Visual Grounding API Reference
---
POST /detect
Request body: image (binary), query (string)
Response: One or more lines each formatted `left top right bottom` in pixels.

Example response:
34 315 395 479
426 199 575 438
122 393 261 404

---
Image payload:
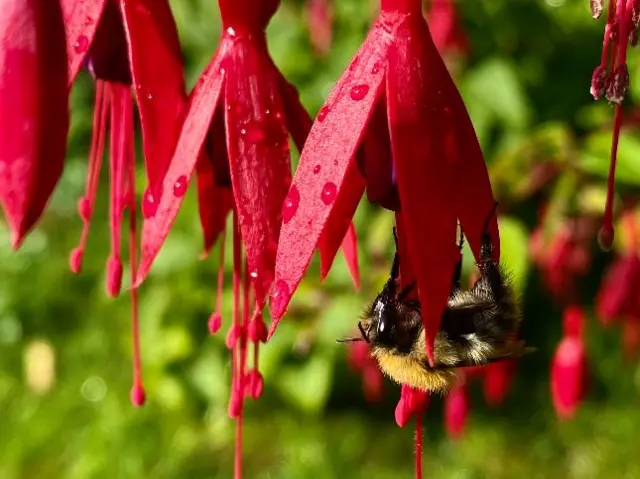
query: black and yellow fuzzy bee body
339 203 531 393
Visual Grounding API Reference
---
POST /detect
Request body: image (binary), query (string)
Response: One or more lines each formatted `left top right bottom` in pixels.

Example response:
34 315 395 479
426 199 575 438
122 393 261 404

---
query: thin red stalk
601 0 617 67
232 211 243 479
109 87 123 263
128 131 145 405
601 104 623 247
72 82 109 271
415 414 423 479
216 226 227 314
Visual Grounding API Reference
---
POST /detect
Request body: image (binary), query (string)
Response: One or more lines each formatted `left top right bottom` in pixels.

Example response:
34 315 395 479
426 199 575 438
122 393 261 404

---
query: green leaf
463 58 531 131
276 355 333 415
497 216 530 297
579 131 640 186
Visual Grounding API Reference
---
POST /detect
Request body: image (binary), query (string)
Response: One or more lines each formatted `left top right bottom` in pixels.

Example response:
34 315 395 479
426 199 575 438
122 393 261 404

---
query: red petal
550 336 586 420
276 73 313 153
451 96 499 262
120 0 186 191
386 15 459 366
271 26 390 323
60 0 107 83
224 43 292 307
444 381 469 439
360 97 399 210
197 117 233 255
318 161 364 283
135 51 227 285
0 0 69 247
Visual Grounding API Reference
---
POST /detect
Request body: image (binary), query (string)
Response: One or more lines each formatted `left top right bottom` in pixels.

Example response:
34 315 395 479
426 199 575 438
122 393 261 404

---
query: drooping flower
127 1 357 475
596 209 640 324
62 0 188 405
590 0 639 249
305 0 333 56
0 0 69 247
482 360 516 407
271 0 499 370
530 215 592 303
551 305 588 420
444 378 469 439
347 340 384 402
425 0 468 57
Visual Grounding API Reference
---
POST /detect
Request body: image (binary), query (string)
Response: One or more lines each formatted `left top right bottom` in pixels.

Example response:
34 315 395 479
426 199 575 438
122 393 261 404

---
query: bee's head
369 291 399 347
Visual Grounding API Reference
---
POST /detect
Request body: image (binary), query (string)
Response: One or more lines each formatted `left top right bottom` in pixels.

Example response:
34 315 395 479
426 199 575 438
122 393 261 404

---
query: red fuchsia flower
530 217 592 303
424 0 468 57
271 0 499 368
305 0 333 57
551 305 588 420
444 378 470 439
590 0 640 250
0 0 69 248
347 340 384 402
596 209 640 325
127 1 357 475
59 0 188 407
482 360 516 407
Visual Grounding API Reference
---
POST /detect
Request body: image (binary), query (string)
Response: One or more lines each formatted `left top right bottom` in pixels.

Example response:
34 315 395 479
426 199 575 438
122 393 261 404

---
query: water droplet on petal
142 189 158 219
282 186 300 224
317 106 330 122
146 93 153 100
371 62 380 74
74 35 89 54
349 55 360 70
313 165 321 174
250 270 258 278
226 27 237 37
241 120 266 143
350 84 370 101
321 182 337 205
173 175 187 197
271 280 290 318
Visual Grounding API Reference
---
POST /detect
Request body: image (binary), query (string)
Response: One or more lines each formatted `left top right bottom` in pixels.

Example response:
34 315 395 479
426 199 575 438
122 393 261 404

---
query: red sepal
386 14 458 366
271 25 390 325
224 41 292 307
136 52 227 285
60 0 107 83
120 0 186 191
0 0 69 247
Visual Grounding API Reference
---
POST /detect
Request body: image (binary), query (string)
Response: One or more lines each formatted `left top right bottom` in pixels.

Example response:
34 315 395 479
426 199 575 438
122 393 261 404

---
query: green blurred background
2 0 640 477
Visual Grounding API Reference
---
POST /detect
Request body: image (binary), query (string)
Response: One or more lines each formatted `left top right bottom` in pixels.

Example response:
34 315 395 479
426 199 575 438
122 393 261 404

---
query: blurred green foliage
2 0 640 477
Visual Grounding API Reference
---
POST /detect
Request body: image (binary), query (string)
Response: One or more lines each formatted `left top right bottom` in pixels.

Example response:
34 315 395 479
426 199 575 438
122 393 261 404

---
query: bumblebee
339 203 531 393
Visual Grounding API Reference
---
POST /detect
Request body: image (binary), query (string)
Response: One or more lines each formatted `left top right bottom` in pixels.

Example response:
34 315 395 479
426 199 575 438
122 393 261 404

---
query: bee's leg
391 227 400 281
478 201 504 298
451 224 464 293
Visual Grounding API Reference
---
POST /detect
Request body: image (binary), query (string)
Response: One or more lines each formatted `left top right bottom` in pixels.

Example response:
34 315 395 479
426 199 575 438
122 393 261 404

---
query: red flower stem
232 211 243 479
601 0 617 67
603 104 623 235
127 133 144 400
76 83 108 260
415 413 423 479
109 87 126 266
216 225 227 314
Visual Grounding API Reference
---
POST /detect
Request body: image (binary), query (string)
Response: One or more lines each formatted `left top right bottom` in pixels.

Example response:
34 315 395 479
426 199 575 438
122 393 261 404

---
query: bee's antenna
338 321 370 343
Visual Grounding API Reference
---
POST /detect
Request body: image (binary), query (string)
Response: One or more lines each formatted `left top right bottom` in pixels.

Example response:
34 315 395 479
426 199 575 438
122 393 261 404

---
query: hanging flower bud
550 306 588 420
